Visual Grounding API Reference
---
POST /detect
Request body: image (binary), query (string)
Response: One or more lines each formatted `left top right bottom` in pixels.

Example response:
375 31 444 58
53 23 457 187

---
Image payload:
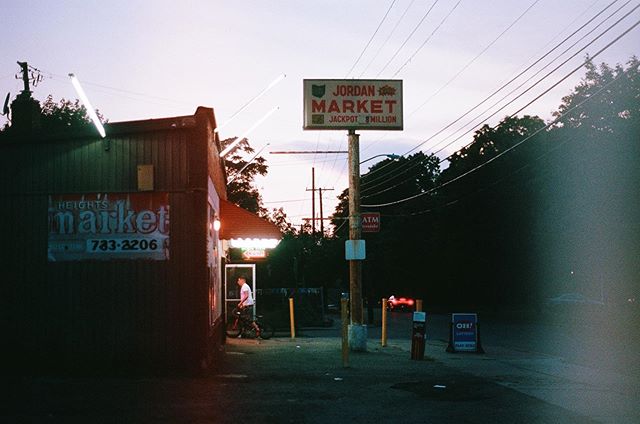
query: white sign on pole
303 79 403 130
413 312 426 322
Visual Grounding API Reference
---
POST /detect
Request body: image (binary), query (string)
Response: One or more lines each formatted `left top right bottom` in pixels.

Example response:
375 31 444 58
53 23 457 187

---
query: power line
345 0 543 191
324 0 399 193
361 41 635 209
324 0 528 189
376 0 440 77
332 218 349 234
408 0 542 114
359 0 630 194
382 73 627 217
358 0 417 78
264 197 335 204
361 155 434 197
362 9 639 201
45 72 193 105
324 0 397 197
345 0 398 78
216 73 286 133
428 0 638 157
392 0 464 78
404 0 631 164
358 0 602 160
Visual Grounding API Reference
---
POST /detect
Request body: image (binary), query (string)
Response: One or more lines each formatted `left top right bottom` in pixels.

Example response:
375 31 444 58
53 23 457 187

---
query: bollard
410 311 426 360
416 299 423 312
289 298 295 339
341 298 349 367
381 297 388 347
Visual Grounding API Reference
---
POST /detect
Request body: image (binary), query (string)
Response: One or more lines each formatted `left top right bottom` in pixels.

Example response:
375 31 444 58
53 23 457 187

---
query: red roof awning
219 199 282 240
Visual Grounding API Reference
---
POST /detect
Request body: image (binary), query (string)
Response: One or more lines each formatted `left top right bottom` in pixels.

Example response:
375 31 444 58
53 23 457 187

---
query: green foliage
260 231 347 291
40 95 106 132
329 153 442 300
553 56 640 131
262 57 640 305
0 95 106 134
222 137 269 215
267 207 295 235
446 115 545 175
326 56 640 309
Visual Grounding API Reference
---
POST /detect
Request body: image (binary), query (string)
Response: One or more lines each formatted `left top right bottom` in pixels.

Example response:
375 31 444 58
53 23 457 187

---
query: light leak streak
68 73 106 138
220 106 279 157
214 73 286 134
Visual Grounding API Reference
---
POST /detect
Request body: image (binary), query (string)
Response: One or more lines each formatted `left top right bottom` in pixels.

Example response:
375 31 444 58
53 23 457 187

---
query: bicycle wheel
244 326 258 339
257 320 275 339
226 319 241 338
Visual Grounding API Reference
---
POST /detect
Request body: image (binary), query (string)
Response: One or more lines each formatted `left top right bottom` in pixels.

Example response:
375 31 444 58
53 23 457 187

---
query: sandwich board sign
446 313 484 353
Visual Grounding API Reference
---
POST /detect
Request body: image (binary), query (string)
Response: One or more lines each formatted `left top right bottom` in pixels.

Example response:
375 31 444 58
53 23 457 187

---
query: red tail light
408 299 414 305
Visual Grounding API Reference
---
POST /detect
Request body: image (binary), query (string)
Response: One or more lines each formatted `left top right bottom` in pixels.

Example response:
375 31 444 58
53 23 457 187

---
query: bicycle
226 307 275 339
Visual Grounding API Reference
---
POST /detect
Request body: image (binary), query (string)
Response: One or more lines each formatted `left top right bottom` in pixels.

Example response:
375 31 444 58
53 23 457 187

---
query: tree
445 114 546 177
1 95 105 134
40 95 106 131
331 152 441 231
330 153 442 301
267 207 295 235
540 56 640 302
553 56 639 132
221 137 268 215
434 114 550 307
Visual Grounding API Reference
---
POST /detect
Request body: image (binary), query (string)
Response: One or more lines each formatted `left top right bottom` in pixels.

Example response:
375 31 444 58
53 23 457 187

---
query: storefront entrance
224 264 256 322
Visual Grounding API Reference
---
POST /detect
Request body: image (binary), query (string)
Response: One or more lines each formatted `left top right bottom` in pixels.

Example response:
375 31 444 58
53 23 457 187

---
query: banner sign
303 79 403 130
451 313 478 352
48 192 170 261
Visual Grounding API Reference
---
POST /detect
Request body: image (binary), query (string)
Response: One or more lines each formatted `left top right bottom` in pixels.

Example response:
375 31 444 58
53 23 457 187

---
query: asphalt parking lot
3 311 638 423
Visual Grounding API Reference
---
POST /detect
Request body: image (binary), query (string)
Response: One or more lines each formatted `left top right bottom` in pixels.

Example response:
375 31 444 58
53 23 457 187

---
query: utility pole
306 167 333 237
18 62 31 94
318 187 334 235
348 129 366 351
319 187 323 234
301 78 402 354
11 61 42 133
306 167 316 236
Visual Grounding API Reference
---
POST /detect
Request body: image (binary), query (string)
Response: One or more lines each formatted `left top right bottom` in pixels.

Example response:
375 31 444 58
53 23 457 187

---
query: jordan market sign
48 192 170 261
303 79 403 130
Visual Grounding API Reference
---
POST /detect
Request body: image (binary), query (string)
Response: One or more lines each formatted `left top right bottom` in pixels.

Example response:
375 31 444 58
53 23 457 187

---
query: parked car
387 295 415 312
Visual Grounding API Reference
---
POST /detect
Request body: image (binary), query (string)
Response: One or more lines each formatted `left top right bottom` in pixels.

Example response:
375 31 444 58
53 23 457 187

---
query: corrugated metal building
0 104 234 374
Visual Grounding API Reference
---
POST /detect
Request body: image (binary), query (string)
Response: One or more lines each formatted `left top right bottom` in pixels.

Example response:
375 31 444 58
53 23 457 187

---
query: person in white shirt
238 276 254 308
237 276 260 336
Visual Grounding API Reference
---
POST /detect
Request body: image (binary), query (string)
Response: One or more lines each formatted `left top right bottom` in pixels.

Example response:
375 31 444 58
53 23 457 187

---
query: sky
2 0 638 228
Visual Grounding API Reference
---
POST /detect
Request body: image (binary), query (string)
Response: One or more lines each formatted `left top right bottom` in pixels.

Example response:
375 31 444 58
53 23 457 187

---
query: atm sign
362 212 381 233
